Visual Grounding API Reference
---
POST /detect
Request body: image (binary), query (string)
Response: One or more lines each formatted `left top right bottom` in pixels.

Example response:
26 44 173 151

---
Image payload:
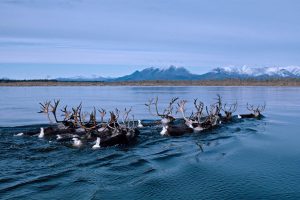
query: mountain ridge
4 66 300 81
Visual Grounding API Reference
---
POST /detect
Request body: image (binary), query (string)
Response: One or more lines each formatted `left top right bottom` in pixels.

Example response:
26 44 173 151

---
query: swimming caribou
16 95 266 148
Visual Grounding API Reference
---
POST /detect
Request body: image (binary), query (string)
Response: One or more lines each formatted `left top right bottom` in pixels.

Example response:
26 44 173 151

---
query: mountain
113 66 201 81
56 75 111 82
199 66 300 80
53 66 300 82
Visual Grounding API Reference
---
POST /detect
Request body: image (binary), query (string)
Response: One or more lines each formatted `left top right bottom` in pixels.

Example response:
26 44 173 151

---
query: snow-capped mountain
218 66 300 77
56 75 110 82
199 66 300 80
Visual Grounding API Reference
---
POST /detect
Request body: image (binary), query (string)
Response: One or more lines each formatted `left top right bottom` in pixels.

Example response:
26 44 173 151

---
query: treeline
0 79 58 83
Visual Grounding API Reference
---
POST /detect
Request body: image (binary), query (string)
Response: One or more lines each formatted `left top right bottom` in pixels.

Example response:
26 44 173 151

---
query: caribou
148 95 265 136
238 103 266 119
35 100 140 147
177 95 223 133
16 95 266 148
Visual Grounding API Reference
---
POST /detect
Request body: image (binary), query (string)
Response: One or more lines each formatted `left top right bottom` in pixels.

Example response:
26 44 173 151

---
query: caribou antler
76 107 98 132
145 97 164 117
108 111 120 130
71 102 82 127
247 103 266 116
193 98 204 123
163 97 179 116
213 94 222 116
222 101 238 118
38 101 52 122
61 105 72 121
90 107 97 126
98 108 106 123
205 103 221 124
177 99 208 125
145 97 178 119
38 101 51 113
177 100 189 121
122 107 132 127
49 99 60 123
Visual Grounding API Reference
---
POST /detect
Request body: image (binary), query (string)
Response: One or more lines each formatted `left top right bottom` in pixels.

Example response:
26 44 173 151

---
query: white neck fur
73 138 82 147
138 120 143 128
160 125 168 135
92 137 101 149
38 127 45 138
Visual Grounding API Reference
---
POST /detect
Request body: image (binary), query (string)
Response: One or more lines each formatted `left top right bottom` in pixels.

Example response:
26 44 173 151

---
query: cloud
0 0 300 69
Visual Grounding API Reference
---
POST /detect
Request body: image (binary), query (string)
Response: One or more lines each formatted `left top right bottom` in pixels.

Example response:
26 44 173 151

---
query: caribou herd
16 95 266 149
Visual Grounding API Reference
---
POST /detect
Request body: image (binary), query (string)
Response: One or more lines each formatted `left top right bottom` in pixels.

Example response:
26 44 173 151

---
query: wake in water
13 95 266 149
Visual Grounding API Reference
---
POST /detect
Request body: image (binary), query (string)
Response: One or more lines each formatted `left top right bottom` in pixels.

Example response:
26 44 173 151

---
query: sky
0 0 300 79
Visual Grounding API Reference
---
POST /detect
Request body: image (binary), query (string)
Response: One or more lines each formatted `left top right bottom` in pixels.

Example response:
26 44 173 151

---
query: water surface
1 86 300 199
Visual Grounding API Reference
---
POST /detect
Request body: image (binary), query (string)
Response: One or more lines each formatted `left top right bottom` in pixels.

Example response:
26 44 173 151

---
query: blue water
1 86 300 199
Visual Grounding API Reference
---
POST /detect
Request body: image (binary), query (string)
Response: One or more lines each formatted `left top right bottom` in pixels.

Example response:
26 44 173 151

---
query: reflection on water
1 86 300 199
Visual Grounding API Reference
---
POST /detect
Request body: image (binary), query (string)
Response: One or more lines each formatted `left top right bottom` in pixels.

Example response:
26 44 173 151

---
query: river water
0 86 300 199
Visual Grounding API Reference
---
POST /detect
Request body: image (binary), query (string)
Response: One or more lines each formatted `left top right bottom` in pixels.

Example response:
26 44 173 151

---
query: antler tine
122 107 132 125
115 108 120 121
49 99 60 123
247 103 254 111
98 108 106 123
193 98 197 108
90 107 97 125
71 102 83 126
177 100 187 112
38 101 51 113
223 101 238 113
61 105 71 120
189 111 194 119
50 99 60 112
154 96 164 117
130 114 135 129
145 96 176 118
215 94 222 107
77 110 97 132
170 97 179 105
206 104 218 117
164 97 179 116
145 98 155 116
194 98 204 112
109 111 119 130
257 103 266 113
72 102 82 114
205 105 210 116
193 98 204 122
212 104 218 115
80 111 89 126
222 103 227 112
177 100 188 120
261 103 266 112
38 102 45 113
214 95 222 115
38 101 53 123
60 105 67 113
84 111 90 122
231 101 238 113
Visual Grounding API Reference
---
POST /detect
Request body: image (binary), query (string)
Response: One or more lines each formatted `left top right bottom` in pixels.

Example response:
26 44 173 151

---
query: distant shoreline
1 80 300 86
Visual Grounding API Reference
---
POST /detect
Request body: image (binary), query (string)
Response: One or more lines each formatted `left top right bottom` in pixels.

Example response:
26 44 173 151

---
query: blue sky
0 0 300 79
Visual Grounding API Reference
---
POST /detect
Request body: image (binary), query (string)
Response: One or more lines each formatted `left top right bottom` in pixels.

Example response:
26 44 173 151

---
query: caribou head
222 101 238 120
247 103 266 117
